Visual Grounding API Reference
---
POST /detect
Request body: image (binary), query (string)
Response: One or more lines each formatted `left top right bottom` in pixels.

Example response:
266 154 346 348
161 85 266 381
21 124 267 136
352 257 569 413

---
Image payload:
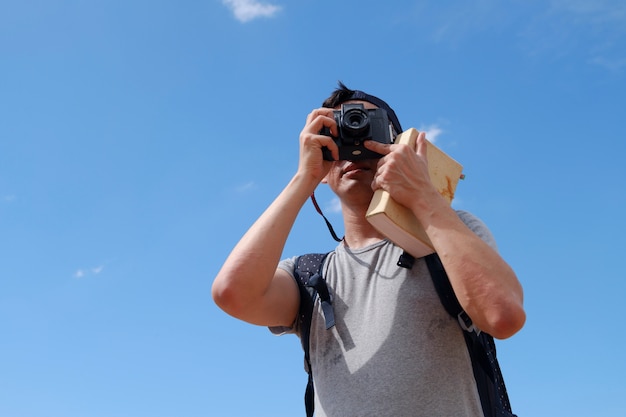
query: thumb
415 131 428 157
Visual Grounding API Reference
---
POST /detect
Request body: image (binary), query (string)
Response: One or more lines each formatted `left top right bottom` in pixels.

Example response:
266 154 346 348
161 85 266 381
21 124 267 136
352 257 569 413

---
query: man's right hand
298 108 339 183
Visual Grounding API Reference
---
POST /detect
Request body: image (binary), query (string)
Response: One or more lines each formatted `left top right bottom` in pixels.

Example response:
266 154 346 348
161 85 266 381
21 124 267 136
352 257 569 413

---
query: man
212 83 525 416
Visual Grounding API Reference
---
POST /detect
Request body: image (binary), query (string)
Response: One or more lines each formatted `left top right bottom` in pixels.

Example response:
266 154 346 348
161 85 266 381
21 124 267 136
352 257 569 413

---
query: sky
1 0 625 416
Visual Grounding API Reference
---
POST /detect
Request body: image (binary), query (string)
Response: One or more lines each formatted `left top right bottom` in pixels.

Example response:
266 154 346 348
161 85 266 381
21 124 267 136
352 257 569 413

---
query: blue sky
1 1 625 416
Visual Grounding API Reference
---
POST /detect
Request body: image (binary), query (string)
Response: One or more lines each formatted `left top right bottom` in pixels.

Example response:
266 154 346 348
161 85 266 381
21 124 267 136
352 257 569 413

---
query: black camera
321 103 394 161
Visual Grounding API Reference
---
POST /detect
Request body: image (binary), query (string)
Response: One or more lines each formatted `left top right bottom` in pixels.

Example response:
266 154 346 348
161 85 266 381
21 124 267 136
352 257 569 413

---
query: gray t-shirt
274 210 496 417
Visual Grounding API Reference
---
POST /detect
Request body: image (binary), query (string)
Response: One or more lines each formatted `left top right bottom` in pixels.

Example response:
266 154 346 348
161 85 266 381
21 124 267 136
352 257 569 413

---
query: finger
307 112 338 137
363 139 392 155
306 107 335 126
316 134 339 161
301 128 339 161
415 131 428 157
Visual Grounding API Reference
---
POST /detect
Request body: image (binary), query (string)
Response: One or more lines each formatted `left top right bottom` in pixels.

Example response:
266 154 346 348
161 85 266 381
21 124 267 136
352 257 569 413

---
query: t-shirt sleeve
456 210 499 252
268 256 298 336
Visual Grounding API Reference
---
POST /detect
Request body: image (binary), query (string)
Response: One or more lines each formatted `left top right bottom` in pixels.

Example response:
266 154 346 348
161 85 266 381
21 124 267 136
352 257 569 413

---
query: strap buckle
458 311 480 334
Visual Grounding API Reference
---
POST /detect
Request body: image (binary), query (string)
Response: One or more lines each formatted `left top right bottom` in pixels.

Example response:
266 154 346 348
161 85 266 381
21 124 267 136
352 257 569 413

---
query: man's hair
321 81 403 134
321 81 359 108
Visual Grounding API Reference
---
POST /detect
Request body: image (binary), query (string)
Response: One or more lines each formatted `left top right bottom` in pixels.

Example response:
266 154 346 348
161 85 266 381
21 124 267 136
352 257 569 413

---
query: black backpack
293 251 517 417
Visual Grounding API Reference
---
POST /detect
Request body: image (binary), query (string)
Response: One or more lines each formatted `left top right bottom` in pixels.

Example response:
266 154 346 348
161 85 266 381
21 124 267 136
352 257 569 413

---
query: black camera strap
310 192 343 243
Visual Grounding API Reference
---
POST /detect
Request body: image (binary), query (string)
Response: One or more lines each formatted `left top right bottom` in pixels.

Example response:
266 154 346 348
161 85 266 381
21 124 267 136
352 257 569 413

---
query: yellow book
365 128 464 257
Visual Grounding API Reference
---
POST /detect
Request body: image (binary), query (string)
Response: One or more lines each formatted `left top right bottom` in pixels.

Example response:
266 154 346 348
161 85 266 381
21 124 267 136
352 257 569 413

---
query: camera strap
310 192 343 242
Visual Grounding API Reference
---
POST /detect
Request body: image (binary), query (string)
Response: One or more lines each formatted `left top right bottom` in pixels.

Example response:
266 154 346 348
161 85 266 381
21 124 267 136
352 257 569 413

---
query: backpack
293 250 517 417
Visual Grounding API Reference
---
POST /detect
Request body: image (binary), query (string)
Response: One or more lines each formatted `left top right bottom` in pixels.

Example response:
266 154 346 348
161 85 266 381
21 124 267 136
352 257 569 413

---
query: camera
321 103 395 161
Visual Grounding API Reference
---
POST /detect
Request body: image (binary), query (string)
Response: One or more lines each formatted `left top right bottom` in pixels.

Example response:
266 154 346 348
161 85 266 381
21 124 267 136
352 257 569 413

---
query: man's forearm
212 172 319 320
417 200 526 339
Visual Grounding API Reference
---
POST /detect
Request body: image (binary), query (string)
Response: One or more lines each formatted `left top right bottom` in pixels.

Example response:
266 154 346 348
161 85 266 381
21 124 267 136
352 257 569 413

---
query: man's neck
341 204 387 249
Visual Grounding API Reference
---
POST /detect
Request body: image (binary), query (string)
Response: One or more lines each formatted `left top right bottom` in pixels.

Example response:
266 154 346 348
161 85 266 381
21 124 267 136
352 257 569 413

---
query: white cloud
236 181 257 193
421 124 443 143
3 195 16 203
74 265 105 279
548 0 626 24
326 197 342 214
519 0 626 66
590 55 626 72
421 1 625 71
222 0 281 23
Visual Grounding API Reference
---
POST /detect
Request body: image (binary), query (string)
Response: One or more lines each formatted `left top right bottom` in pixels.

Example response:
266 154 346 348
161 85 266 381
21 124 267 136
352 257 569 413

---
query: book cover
365 128 464 257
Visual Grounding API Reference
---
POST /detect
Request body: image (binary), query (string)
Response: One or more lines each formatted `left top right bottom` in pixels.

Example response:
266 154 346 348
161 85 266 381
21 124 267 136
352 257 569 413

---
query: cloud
421 1 626 71
421 124 443 143
74 265 105 279
518 0 626 67
548 0 626 24
326 197 342 214
3 195 16 203
235 181 257 193
222 0 282 23
590 55 626 72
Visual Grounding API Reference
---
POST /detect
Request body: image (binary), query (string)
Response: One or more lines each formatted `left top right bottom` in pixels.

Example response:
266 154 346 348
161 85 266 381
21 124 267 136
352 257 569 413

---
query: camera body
321 103 394 161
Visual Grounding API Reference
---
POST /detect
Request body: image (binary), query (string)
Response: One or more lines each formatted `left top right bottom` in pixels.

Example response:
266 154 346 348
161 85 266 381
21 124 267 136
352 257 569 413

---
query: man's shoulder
278 256 298 277
455 210 498 251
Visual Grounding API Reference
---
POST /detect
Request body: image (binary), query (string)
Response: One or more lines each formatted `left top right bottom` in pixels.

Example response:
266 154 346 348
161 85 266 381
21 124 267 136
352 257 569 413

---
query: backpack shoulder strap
293 252 333 417
424 252 516 417
424 253 477 332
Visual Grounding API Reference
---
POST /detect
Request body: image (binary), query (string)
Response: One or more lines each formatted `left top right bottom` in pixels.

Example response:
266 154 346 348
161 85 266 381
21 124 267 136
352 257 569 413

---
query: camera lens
341 108 369 137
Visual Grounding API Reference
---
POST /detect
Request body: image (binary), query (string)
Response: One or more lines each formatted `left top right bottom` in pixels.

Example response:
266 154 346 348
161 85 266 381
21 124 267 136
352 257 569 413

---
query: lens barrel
341 107 369 137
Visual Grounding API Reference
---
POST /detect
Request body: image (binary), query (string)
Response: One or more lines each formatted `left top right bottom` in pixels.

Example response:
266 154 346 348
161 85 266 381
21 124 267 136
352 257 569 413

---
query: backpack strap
423 252 516 417
293 253 334 417
424 253 478 333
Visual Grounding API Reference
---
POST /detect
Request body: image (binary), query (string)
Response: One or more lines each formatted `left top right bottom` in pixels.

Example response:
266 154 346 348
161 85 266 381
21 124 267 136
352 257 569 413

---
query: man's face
323 100 381 203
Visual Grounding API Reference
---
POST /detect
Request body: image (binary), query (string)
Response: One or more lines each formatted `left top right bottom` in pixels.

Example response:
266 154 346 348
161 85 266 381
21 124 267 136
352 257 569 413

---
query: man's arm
211 108 339 327
365 133 526 339
211 176 315 327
